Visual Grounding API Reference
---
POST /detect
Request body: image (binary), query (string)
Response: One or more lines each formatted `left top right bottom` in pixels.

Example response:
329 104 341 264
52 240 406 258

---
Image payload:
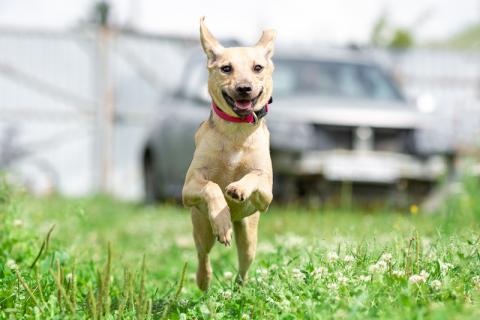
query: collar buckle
251 111 259 125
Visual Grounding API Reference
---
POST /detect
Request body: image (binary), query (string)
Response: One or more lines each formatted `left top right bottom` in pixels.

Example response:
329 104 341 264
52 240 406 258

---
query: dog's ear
255 29 276 60
200 17 224 67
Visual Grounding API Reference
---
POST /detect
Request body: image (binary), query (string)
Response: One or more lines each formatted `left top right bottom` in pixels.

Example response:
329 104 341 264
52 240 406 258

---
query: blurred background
0 0 479 207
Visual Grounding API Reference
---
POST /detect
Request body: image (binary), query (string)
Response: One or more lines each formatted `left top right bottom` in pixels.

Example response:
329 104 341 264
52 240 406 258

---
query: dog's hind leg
234 211 260 284
191 207 216 291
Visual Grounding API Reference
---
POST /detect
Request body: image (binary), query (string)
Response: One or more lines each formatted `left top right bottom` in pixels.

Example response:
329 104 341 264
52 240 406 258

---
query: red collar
211 98 271 124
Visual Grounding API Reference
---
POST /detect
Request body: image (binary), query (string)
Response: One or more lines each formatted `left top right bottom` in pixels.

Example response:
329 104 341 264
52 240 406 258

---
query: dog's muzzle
222 89 263 117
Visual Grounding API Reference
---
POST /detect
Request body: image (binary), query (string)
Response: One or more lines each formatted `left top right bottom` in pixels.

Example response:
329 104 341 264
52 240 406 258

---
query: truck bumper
274 150 447 184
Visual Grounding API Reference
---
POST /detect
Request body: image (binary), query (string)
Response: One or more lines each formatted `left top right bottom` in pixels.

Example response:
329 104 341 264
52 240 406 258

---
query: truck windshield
273 59 404 102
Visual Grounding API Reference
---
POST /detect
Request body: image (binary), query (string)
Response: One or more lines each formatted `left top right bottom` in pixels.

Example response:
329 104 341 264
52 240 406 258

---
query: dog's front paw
210 207 233 246
225 182 251 203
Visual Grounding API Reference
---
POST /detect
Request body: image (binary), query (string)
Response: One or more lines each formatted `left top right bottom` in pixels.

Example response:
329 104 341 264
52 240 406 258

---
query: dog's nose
236 85 252 95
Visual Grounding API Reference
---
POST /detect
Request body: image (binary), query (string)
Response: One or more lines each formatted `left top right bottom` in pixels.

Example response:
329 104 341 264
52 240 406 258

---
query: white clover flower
222 290 232 299
292 268 305 280
179 313 187 320
369 260 387 274
256 268 268 277
327 252 339 262
408 274 425 284
241 313 250 320
472 276 480 290
376 260 388 271
251 276 260 284
281 299 291 308
312 267 327 277
427 252 438 260
359 275 371 282
409 271 429 284
223 271 234 280
392 270 405 278
13 219 23 227
439 261 453 275
421 238 432 250
65 273 74 282
199 304 210 315
279 234 305 249
344 255 355 263
420 270 430 280
368 264 378 273
266 296 275 304
380 253 393 262
337 274 348 284
431 280 441 291
6 259 17 270
327 283 338 290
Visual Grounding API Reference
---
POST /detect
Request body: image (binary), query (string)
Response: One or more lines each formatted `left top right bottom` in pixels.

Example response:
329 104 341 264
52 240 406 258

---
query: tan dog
182 17 275 291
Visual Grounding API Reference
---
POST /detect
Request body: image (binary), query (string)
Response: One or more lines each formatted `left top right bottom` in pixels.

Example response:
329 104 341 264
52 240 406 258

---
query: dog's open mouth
222 90 262 117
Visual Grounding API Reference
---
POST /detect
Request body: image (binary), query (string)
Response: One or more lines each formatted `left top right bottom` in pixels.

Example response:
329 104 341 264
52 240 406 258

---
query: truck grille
313 124 415 153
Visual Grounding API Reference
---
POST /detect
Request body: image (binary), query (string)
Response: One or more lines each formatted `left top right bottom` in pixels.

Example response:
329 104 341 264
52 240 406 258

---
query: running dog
182 17 276 290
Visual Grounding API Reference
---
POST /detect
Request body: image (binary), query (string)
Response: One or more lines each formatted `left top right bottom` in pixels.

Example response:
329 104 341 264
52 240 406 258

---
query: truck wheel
143 149 162 204
273 174 298 202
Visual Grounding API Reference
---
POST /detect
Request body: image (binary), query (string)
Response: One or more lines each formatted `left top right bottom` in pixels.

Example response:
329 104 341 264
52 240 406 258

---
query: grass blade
88 283 97 320
15 269 41 311
30 224 55 269
49 269 75 314
161 262 188 320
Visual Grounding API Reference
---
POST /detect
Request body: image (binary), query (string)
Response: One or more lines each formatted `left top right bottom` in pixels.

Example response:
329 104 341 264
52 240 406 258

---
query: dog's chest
226 149 243 167
195 124 268 186
213 147 251 185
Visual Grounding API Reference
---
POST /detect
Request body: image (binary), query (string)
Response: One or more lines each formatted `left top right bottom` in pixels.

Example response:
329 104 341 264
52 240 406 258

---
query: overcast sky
0 0 478 45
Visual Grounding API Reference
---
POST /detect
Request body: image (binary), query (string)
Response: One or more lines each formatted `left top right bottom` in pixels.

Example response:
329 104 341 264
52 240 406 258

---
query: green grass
1 176 480 319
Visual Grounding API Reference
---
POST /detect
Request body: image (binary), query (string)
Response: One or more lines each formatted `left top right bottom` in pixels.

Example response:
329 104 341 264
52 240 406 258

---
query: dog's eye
220 65 232 73
253 64 264 72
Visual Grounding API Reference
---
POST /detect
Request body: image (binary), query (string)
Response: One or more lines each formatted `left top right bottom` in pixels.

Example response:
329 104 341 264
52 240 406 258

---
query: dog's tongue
234 100 252 110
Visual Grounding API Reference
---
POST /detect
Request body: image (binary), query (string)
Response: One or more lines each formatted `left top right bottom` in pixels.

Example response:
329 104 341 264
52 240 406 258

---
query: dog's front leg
225 170 273 212
183 171 233 246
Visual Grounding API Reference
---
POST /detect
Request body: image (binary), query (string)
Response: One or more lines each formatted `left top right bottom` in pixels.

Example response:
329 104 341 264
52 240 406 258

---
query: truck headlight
416 94 437 114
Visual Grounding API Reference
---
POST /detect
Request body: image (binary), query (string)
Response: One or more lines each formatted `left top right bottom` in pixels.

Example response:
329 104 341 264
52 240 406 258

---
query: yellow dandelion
410 204 418 215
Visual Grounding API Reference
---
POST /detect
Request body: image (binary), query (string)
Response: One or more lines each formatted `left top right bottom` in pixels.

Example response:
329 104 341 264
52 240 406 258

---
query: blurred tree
369 10 426 49
370 13 390 47
389 29 414 49
446 23 480 49
90 1 111 27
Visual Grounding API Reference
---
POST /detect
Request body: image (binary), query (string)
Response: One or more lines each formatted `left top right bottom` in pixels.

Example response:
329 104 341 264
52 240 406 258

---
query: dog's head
200 17 276 118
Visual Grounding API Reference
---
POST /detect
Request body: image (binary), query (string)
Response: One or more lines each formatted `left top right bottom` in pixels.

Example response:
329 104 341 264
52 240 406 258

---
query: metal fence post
92 26 115 193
